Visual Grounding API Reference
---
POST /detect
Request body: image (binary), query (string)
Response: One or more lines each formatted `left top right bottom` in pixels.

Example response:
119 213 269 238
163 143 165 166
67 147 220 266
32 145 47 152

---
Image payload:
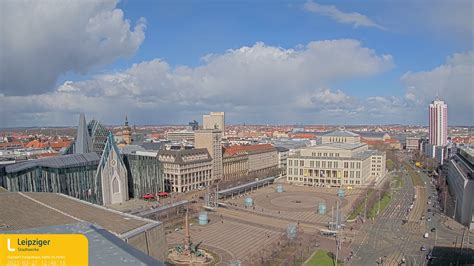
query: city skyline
1 0 473 127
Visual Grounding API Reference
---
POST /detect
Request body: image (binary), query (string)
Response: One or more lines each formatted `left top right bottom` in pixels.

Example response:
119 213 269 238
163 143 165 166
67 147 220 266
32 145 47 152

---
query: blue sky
1 0 473 126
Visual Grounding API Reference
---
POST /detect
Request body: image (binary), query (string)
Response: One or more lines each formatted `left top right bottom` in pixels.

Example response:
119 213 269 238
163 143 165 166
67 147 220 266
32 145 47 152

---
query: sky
0 0 473 127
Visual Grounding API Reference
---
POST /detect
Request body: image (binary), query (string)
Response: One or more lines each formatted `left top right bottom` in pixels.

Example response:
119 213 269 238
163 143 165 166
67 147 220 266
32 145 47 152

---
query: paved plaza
165 183 364 265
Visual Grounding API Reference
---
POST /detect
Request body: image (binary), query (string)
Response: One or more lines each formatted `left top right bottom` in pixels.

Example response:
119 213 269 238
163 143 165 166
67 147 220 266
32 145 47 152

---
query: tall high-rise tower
195 129 223 181
203 112 225 134
429 98 448 146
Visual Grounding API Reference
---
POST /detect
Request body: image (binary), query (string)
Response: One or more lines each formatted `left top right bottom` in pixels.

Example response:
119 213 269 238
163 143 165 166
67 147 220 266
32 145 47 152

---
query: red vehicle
143 193 155 200
157 192 169 198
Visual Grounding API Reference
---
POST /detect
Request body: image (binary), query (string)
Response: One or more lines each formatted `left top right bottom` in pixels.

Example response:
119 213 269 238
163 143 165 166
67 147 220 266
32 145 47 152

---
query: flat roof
1 222 164 265
218 176 276 197
0 192 160 236
5 152 99 173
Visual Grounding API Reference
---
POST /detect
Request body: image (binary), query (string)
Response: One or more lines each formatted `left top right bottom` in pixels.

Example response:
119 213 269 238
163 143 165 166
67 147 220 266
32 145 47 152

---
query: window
357 162 361 169
334 162 338 168
310 161 314 167
289 160 293 166
300 160 304 166
329 153 333 157
324 153 328 157
322 161 326 168
316 161 320 167
318 153 322 156
300 169 303 175
112 177 119 193
328 161 332 168
350 162 355 168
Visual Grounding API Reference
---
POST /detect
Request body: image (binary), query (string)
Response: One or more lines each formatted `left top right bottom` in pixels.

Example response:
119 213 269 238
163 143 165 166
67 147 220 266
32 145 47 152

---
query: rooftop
0 192 160 235
5 152 100 173
157 148 211 164
224 144 276 156
275 146 290 152
322 130 359 137
311 142 367 150
358 132 389 138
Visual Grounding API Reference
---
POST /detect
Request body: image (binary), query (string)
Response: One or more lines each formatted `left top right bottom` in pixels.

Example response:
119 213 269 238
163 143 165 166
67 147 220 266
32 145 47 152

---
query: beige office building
157 149 213 193
166 130 195 142
224 144 278 178
203 112 225 133
287 130 385 187
222 152 249 182
194 129 223 181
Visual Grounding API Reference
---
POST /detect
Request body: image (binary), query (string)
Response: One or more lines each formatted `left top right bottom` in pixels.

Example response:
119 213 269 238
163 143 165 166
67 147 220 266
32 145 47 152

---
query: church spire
75 113 91 154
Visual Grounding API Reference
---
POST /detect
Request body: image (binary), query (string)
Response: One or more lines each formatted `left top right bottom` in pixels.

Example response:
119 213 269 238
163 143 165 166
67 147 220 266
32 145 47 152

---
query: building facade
406 137 420 150
157 149 213 193
2 153 102 204
123 151 165 199
166 130 195 142
222 152 249 182
276 146 289 178
224 144 278 177
194 129 223 181
287 130 385 187
447 146 474 229
96 132 129 205
203 112 225 133
429 99 448 147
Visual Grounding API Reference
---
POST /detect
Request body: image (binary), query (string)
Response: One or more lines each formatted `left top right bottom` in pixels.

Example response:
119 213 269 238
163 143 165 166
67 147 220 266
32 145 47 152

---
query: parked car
420 246 427 251
431 228 436 232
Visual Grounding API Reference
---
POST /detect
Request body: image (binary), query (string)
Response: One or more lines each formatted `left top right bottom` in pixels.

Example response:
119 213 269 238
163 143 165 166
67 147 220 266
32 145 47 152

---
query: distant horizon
1 123 473 131
1 1 472 127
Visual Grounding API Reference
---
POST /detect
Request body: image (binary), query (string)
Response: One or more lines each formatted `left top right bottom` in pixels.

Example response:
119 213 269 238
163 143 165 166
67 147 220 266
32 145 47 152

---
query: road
350 160 472 266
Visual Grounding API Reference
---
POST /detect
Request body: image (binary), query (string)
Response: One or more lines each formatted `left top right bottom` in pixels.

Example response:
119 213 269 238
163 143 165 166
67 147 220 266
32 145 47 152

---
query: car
420 246 427 251
427 208 431 212
431 228 436 232
424 233 429 238
427 217 431 222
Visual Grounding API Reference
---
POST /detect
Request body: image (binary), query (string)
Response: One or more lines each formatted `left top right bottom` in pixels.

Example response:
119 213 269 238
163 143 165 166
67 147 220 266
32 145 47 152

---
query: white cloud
303 1 385 30
401 51 474 125
0 0 145 96
0 40 394 126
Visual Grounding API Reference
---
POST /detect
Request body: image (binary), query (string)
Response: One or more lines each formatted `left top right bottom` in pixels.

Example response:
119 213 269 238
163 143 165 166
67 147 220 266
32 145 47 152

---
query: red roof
25 140 49 149
49 141 71 150
224 144 275 156
291 133 316 139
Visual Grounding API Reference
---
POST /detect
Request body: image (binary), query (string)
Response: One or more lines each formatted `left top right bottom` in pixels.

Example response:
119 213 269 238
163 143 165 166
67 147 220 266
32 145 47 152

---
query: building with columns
287 130 385 187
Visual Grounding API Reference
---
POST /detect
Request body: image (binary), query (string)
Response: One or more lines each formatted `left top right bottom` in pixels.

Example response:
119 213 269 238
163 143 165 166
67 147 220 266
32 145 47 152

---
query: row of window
288 160 362 169
288 168 361 178
287 176 361 184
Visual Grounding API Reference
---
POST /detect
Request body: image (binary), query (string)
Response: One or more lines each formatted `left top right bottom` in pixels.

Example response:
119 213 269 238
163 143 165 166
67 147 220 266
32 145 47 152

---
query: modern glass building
2 152 102 203
123 151 165 199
